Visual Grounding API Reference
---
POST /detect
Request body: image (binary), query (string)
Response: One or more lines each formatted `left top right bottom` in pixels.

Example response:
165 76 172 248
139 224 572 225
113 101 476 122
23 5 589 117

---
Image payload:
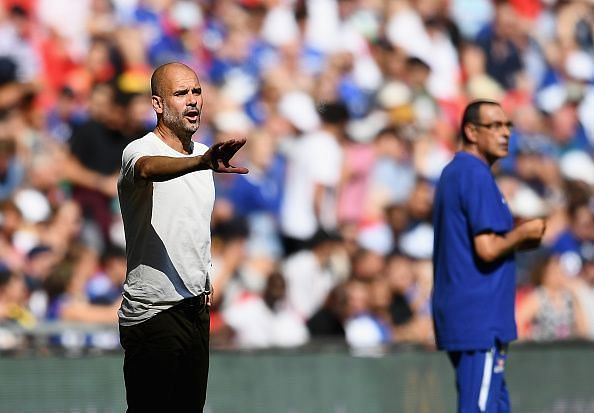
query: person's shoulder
447 152 490 177
438 153 463 180
437 153 489 194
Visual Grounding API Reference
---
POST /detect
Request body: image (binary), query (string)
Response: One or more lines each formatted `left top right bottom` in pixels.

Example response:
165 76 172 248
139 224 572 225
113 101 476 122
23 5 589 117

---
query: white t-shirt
282 250 337 319
223 294 309 349
117 132 214 326
280 130 342 240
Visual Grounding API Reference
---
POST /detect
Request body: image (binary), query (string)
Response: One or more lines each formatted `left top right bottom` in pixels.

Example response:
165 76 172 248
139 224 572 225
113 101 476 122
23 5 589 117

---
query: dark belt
176 294 208 310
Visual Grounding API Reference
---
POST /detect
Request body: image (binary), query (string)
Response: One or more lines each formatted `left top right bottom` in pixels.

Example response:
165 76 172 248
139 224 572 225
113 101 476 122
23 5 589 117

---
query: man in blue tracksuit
432 100 546 412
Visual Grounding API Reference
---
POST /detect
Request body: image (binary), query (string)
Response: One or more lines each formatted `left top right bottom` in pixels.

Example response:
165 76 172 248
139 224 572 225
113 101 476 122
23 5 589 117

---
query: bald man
117 62 248 412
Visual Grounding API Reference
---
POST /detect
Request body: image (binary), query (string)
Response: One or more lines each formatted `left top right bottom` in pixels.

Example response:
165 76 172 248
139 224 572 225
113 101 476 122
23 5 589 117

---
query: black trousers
119 298 210 413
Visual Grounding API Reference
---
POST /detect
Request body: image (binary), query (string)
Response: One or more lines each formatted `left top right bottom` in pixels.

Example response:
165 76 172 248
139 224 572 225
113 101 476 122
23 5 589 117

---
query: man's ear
152 95 163 114
463 123 478 144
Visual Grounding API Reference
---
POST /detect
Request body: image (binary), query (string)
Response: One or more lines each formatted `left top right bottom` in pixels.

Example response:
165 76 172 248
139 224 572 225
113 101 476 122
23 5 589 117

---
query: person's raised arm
473 218 546 263
63 155 119 197
135 138 249 182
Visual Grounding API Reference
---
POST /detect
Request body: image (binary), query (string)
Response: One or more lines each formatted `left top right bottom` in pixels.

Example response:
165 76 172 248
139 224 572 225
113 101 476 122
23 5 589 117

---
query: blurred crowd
0 0 593 352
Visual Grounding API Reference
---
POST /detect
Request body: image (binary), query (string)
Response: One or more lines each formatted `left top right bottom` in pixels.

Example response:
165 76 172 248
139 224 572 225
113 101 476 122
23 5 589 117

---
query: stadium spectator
516 252 589 341
364 126 415 222
64 83 133 249
226 129 284 257
475 2 524 90
0 265 33 349
43 251 119 324
209 216 251 314
551 199 594 277
0 0 590 356
282 229 343 320
280 101 349 255
85 244 126 306
223 271 309 349
344 278 391 349
0 265 33 328
307 282 348 340
385 253 433 345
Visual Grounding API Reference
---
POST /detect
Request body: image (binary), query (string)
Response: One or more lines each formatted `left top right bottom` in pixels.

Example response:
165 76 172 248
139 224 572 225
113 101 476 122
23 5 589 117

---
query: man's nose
187 93 198 106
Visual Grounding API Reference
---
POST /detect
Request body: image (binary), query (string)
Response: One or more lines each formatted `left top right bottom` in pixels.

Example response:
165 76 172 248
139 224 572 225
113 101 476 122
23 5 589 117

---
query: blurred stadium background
0 0 594 412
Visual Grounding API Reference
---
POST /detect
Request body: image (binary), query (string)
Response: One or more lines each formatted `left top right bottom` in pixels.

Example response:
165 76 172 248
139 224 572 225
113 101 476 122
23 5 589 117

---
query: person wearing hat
432 100 546 412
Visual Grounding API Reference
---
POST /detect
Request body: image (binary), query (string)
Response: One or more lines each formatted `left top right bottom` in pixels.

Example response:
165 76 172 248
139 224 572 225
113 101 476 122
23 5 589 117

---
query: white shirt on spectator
261 2 299 47
223 294 309 349
386 6 459 100
282 250 337 319
281 130 343 240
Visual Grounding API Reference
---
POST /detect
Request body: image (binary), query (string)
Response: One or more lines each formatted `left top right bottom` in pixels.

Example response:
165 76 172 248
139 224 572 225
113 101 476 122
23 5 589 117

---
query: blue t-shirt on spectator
551 230 581 256
227 156 284 218
432 152 516 351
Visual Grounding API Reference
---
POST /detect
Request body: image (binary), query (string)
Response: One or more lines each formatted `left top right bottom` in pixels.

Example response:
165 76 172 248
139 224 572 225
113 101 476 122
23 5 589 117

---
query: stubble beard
163 106 200 141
